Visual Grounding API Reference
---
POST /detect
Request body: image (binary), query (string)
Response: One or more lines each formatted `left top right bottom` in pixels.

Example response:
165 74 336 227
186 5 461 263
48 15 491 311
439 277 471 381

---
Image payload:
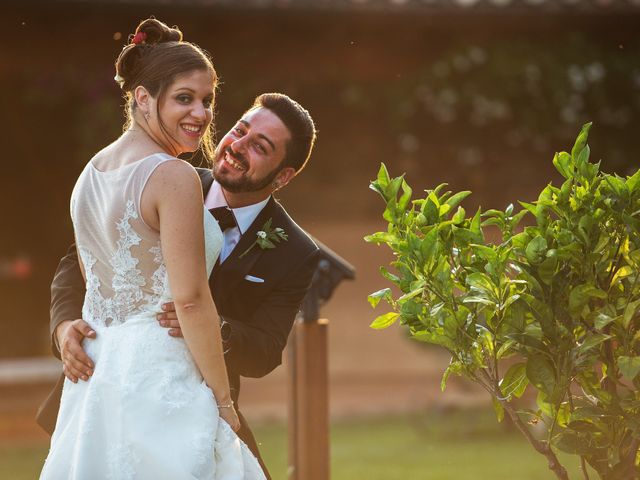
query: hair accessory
114 73 125 87
131 31 147 45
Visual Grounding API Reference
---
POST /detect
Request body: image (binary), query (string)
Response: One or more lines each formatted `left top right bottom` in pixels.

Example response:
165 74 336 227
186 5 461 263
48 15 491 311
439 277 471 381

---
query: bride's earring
144 112 150 122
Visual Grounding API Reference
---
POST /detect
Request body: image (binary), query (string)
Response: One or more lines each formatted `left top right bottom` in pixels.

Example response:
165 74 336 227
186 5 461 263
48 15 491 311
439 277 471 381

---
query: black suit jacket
37 167 319 434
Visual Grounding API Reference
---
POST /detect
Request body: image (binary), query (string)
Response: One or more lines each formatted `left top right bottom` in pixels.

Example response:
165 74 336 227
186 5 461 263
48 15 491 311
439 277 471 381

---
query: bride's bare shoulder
148 158 200 192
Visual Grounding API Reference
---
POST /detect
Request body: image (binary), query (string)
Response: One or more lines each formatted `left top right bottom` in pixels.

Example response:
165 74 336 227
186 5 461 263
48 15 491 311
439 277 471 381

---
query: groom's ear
274 167 296 190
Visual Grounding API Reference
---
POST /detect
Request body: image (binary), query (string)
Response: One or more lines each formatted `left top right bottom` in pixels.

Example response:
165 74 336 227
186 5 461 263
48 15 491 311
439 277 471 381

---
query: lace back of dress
70 154 174 327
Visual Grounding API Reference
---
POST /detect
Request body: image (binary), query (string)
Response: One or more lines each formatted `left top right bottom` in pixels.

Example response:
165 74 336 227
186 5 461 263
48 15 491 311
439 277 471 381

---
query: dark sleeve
50 243 86 359
222 248 318 378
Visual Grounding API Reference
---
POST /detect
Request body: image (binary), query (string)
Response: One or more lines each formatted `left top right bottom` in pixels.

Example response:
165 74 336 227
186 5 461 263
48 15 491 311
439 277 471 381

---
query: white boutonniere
239 218 288 259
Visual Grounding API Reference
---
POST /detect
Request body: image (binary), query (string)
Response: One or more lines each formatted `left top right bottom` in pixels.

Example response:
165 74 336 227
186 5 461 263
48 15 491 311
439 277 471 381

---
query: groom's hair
250 93 316 174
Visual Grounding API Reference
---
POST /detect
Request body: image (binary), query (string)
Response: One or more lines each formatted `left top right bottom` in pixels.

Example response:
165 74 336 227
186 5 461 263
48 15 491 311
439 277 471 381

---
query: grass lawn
1 410 590 480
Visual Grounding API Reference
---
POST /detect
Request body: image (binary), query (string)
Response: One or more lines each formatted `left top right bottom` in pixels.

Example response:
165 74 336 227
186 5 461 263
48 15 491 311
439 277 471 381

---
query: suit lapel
211 197 277 304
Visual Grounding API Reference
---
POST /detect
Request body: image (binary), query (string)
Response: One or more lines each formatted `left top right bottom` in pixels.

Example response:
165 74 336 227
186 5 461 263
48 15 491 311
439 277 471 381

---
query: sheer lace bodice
42 153 265 479
70 153 221 327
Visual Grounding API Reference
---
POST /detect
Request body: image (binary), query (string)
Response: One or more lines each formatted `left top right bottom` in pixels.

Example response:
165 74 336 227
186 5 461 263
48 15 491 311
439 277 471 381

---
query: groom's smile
220 148 248 172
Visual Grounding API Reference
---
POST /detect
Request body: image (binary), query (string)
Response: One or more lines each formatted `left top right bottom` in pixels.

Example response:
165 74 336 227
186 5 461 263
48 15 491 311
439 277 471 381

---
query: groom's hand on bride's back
157 302 182 337
55 319 96 383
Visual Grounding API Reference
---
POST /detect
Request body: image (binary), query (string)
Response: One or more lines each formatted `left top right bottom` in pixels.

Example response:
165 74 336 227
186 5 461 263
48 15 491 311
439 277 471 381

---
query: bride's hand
219 404 241 432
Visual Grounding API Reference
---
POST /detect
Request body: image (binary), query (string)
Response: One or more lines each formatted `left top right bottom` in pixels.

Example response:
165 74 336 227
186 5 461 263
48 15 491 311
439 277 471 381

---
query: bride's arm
149 159 236 423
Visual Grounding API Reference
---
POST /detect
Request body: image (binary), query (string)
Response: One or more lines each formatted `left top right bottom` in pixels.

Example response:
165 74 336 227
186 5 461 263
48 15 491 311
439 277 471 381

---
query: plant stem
501 402 570 480
475 368 570 480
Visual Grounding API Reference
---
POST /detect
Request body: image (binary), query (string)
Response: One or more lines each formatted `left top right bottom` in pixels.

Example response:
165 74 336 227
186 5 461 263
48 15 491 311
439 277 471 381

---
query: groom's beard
213 146 280 193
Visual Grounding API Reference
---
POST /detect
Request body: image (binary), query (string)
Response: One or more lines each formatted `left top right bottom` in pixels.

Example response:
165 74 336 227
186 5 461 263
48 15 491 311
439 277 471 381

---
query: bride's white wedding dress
40 153 265 480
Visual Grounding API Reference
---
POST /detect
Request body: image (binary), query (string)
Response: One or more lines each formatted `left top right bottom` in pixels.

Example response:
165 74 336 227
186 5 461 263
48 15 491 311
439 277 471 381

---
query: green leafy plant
366 124 640 480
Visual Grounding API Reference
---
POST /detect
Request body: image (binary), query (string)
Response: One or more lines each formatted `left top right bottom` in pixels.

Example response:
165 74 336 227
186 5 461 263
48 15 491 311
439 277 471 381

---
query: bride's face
142 69 215 156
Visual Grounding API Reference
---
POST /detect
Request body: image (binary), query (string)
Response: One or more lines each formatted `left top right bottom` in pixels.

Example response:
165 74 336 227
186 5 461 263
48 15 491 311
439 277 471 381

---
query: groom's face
213 107 292 194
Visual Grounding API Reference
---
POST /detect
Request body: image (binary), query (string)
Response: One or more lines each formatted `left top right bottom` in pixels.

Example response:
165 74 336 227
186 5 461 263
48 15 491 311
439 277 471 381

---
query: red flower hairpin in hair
131 32 147 45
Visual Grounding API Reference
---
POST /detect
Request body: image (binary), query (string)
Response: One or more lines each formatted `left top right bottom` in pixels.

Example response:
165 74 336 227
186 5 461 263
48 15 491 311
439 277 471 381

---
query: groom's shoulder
270 199 318 255
195 167 212 184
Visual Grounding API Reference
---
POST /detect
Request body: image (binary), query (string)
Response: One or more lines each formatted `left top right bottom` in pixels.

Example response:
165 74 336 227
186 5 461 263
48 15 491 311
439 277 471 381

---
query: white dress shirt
203 180 270 263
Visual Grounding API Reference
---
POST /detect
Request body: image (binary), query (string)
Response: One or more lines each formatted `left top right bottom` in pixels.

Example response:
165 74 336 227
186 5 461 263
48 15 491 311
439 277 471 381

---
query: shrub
366 124 640 479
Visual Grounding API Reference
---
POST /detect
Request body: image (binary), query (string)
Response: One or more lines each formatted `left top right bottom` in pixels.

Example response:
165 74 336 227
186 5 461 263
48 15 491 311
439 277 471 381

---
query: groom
37 92 319 479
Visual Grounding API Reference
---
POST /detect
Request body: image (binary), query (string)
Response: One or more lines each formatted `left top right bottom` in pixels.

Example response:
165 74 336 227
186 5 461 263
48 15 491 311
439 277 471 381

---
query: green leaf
557 402 571 427
444 191 471 211
576 143 591 167
510 232 530 249
398 179 413 211
466 272 496 293
441 360 463 391
525 235 547 264
412 331 456 350
552 151 574 179
496 339 517 359
370 312 400 330
258 239 276 249
518 201 537 216
451 206 466 224
617 356 640 380
622 299 640 329
397 286 424 303
379 266 400 284
376 163 390 190
462 296 496 307
470 244 497 263
500 362 529 399
593 312 615 330
526 355 556 397
626 168 640 193
552 431 593 455
569 284 608 316
367 288 393 308
576 334 611 356
538 255 558 285
501 294 521 314
470 208 483 242
571 122 592 161
419 226 439 262
364 232 396 245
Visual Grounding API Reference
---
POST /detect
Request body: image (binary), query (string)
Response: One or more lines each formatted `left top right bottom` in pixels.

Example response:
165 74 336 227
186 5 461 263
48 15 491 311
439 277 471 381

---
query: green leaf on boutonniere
239 218 288 259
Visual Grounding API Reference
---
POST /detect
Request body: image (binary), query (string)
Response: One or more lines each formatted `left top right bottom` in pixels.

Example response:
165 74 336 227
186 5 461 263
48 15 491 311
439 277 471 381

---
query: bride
40 18 265 479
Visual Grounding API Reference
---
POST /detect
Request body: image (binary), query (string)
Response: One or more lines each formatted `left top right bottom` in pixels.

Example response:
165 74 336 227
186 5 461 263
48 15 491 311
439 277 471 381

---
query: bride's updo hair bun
135 17 182 44
114 18 192 92
113 17 217 159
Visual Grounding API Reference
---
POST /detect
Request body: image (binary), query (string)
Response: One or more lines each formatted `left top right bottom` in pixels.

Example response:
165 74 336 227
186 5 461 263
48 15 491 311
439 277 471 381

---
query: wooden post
287 317 330 480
